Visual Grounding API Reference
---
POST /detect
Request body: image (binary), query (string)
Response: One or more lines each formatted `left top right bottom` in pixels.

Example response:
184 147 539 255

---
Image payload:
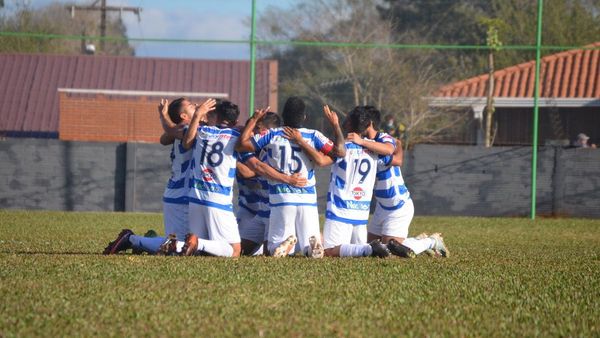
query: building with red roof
430 42 600 145
0 53 278 142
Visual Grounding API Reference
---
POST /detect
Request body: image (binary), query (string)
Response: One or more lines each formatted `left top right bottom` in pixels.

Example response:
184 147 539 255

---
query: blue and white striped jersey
188 125 240 211
326 141 392 225
163 135 193 205
373 133 411 211
237 173 262 216
252 127 333 206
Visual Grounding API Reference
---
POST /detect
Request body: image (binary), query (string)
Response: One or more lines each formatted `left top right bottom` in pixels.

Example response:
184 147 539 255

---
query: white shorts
323 219 367 249
267 204 320 255
163 202 189 241
368 198 414 238
189 203 241 244
239 215 268 244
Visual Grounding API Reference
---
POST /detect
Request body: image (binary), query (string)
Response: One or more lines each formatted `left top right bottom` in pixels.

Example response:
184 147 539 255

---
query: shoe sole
308 236 324 259
182 234 198 256
273 236 297 258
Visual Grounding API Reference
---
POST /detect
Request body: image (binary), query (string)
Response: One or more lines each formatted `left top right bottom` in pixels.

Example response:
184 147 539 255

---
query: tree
378 0 600 80
0 1 134 55
259 0 468 145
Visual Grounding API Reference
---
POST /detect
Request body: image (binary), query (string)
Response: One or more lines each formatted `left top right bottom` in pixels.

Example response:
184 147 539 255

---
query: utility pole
67 0 141 53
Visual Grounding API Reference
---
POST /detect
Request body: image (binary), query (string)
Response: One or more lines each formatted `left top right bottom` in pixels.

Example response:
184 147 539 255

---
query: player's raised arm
283 127 334 167
158 99 187 140
324 105 346 158
347 131 394 156
182 98 216 149
235 107 268 153
389 138 404 167
244 156 308 187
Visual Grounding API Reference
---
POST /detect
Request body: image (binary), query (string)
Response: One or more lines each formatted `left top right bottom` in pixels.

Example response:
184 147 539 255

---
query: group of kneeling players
104 96 448 259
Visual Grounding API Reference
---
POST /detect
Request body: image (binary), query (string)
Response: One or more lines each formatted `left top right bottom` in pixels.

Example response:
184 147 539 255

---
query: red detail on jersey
352 187 365 200
320 140 334 155
202 168 215 182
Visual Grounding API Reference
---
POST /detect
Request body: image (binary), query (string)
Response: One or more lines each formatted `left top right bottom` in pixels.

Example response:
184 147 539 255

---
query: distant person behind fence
573 133 596 148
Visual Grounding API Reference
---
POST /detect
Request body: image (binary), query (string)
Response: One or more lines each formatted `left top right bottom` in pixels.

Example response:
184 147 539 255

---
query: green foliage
1 210 599 336
0 2 134 55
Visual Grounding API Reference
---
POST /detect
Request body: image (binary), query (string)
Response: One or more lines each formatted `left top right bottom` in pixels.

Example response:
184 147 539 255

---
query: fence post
248 0 257 116
530 0 544 220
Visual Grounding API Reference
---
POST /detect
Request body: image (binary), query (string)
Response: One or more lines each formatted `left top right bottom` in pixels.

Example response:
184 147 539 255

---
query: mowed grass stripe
0 210 598 337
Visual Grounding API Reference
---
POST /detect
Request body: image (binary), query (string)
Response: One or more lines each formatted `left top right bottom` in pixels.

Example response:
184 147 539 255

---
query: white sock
129 235 165 254
339 244 372 257
175 241 185 253
401 237 435 255
198 239 234 257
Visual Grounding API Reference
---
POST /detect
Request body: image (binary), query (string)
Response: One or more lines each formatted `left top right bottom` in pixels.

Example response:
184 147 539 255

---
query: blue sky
14 0 293 59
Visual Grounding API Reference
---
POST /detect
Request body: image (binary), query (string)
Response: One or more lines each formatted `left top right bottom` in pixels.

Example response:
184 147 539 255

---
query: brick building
0 53 278 143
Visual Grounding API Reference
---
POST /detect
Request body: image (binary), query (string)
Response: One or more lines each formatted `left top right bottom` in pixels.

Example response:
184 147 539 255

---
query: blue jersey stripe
199 126 240 137
325 211 368 225
269 184 315 195
378 199 406 211
270 202 318 207
190 179 232 196
167 178 186 189
332 194 371 211
163 196 189 205
238 201 258 215
188 197 233 211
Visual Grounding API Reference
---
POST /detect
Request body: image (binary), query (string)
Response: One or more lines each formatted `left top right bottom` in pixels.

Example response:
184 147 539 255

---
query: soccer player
104 97 215 255
179 100 245 257
285 106 392 258
236 97 345 258
236 112 308 256
364 107 449 258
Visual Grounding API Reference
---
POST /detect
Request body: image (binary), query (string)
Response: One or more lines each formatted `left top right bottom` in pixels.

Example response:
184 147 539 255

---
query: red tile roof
0 53 277 137
436 42 600 98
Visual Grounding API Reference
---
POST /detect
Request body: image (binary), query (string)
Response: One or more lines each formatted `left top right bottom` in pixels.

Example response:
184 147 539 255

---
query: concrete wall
1 139 599 217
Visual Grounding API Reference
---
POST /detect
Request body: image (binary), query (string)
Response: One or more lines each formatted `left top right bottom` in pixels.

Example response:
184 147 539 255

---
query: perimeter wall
1 139 598 217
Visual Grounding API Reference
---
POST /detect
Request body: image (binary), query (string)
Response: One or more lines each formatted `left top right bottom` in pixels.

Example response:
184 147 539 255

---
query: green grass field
0 210 598 337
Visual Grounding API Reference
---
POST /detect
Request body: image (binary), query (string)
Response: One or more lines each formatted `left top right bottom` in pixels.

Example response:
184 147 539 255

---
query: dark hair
364 105 381 128
258 112 281 129
215 100 240 125
281 96 306 128
347 106 371 134
168 97 187 124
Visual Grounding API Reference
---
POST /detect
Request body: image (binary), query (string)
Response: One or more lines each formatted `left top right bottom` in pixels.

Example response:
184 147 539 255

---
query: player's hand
196 98 216 115
323 105 339 126
158 98 169 117
252 107 269 121
346 132 364 145
287 173 307 187
283 127 303 143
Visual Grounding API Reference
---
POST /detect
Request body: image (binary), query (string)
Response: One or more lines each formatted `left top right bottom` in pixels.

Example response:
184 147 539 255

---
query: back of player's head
259 112 281 129
281 96 306 128
347 106 371 134
215 100 239 126
168 97 187 124
364 105 381 128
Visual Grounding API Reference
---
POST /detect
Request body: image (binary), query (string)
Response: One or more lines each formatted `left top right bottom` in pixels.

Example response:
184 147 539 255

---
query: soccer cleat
387 239 416 258
307 235 324 259
369 239 391 258
181 233 199 256
272 235 297 258
132 229 159 255
429 233 449 258
414 232 436 257
157 233 178 256
103 229 133 255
